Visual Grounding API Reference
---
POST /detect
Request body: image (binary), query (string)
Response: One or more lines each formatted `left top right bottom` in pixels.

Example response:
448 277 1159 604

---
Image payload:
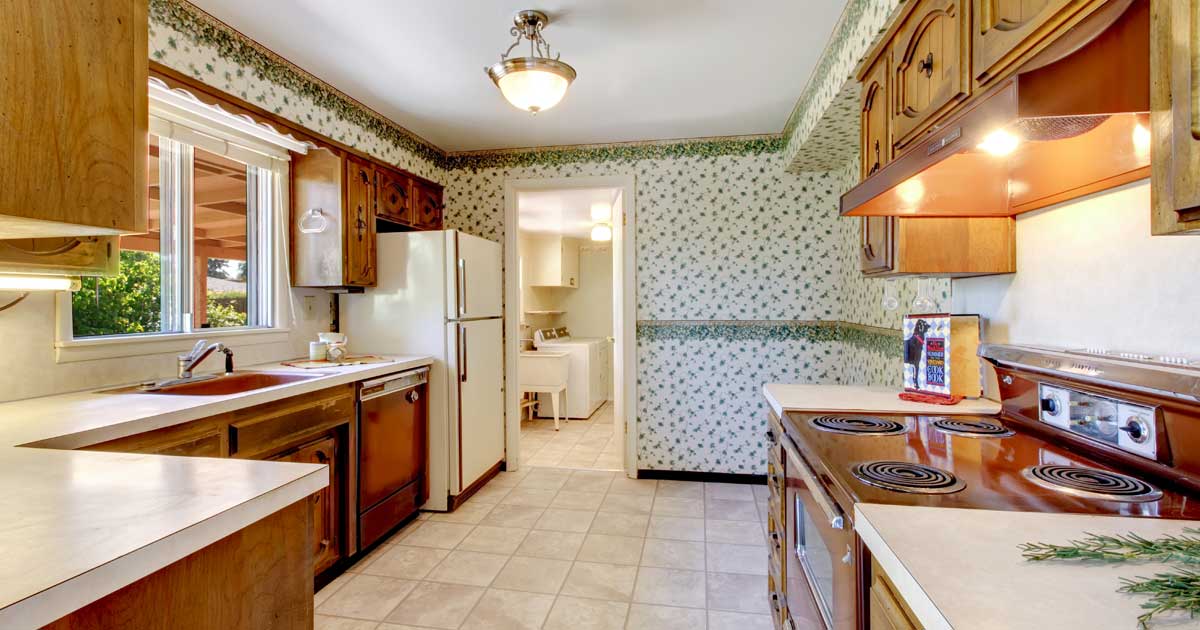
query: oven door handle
783 434 845 530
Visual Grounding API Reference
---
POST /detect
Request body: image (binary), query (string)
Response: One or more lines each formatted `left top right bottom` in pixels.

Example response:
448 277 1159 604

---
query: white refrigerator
342 230 504 511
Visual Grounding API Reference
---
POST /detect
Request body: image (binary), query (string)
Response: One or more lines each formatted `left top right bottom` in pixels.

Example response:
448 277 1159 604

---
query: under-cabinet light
0 274 80 292
977 129 1020 156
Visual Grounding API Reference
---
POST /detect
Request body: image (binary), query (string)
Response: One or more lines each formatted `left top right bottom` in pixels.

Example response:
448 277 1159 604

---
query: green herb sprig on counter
1020 528 1200 629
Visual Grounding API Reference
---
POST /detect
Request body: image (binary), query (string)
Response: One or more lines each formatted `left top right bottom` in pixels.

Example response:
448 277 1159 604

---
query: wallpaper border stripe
150 0 447 165
444 134 786 170
637 320 901 355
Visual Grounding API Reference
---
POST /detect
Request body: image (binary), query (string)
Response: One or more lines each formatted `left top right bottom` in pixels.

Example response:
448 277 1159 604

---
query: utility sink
111 371 326 396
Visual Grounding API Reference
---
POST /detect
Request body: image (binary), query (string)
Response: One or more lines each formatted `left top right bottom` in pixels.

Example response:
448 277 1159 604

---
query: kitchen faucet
177 340 235 379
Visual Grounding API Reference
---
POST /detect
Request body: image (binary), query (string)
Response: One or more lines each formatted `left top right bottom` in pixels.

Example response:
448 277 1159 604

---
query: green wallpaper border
150 0 446 166
637 320 900 355
445 135 785 171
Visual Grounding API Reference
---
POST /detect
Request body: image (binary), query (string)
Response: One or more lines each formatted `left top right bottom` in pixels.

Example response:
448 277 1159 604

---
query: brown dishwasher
358 367 429 549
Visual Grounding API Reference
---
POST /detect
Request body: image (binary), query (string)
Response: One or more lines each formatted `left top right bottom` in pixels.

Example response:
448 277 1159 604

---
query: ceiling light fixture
590 202 612 222
590 224 612 242
486 10 577 114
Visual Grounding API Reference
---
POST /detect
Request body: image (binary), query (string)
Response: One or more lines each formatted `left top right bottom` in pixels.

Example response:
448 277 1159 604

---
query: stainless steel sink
112 371 326 396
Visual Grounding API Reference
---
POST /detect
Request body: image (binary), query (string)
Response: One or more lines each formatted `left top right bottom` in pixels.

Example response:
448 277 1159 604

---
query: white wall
953 180 1200 357
0 288 331 402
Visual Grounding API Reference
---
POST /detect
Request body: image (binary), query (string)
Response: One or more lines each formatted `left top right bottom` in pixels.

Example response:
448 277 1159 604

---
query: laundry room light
486 10 577 114
590 202 612 223
590 224 612 242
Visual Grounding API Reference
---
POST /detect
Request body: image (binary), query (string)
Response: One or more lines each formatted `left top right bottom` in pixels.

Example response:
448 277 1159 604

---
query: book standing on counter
903 314 982 399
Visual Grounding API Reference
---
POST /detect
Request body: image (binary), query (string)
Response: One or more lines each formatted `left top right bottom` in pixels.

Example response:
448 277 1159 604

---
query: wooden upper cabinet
861 53 892 179
344 157 377 287
891 0 971 149
1151 0 1200 235
376 167 413 225
413 181 444 229
0 0 148 239
972 0 1105 88
861 217 896 274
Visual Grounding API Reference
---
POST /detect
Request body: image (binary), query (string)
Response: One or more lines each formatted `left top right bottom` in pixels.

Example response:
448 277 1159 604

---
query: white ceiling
191 0 849 152
518 188 618 238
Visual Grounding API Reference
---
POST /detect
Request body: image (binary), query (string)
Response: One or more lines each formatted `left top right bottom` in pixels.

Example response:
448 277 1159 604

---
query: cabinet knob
315 449 329 464
319 538 331 549
406 390 420 403
918 52 934 78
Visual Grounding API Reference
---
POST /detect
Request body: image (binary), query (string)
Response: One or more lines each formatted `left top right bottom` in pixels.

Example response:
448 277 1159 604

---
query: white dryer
532 327 607 419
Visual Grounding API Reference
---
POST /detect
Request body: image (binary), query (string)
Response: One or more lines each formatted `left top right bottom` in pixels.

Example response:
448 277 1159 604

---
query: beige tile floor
520 402 624 471
315 467 773 630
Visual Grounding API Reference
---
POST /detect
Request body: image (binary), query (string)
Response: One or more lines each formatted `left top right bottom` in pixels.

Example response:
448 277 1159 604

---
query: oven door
782 434 857 630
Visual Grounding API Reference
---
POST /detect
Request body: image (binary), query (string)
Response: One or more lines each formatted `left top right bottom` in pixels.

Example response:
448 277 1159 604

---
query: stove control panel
1038 384 1158 460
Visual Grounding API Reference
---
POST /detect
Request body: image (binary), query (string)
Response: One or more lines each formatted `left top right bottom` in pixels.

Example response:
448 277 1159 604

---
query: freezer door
448 231 502 319
446 318 504 493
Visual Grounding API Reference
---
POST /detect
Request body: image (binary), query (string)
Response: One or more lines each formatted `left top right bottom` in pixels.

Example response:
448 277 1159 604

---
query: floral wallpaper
148 0 445 182
150 0 912 475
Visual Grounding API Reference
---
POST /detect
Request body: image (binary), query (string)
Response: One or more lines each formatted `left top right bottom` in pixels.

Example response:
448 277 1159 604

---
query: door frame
502 175 638 477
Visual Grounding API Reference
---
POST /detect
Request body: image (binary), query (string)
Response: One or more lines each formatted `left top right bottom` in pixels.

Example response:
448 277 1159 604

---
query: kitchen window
69 134 275 338
55 78 309 359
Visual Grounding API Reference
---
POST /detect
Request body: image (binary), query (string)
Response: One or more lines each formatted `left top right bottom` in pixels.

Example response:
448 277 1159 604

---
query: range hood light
1133 123 1151 158
978 129 1021 156
897 178 925 205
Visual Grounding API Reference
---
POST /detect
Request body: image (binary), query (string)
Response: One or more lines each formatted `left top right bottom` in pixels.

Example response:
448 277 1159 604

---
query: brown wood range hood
841 0 1150 218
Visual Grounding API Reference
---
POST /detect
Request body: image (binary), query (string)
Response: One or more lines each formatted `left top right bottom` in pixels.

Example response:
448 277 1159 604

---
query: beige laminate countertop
0 354 433 629
856 504 1200 629
761 384 1000 418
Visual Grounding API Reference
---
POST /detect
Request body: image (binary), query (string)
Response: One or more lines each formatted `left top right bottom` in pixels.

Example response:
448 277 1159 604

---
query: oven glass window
795 493 835 623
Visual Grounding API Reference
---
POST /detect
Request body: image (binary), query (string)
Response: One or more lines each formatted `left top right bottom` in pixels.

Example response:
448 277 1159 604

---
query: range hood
842 0 1149 218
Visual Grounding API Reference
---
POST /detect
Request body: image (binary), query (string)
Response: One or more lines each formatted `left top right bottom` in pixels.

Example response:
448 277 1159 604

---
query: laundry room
515 186 622 470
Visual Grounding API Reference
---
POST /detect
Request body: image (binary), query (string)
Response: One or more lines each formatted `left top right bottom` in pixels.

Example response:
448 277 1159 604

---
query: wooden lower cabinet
80 384 355 580
870 558 923 630
272 435 341 576
862 217 1015 276
45 500 312 630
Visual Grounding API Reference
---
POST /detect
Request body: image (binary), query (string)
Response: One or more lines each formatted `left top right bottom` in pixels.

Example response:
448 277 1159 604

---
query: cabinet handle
918 52 934 78
319 538 331 549
315 449 329 464
862 219 875 260
355 206 367 242
869 140 881 175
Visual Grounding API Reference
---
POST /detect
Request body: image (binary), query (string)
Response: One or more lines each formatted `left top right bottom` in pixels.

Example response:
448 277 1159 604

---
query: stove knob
1120 416 1151 444
1040 396 1061 415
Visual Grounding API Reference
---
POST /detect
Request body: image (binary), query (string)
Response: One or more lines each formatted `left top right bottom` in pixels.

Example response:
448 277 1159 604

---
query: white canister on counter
309 341 328 361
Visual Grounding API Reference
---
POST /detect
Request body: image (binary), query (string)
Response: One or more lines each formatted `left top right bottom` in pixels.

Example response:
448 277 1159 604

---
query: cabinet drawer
227 385 354 457
891 0 971 149
84 418 225 457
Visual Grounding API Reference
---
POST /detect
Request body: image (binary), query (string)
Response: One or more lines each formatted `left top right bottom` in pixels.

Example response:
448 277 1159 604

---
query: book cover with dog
903 314 982 398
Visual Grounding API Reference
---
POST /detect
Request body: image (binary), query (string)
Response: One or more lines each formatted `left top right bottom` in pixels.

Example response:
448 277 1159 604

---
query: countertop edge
0 464 328 629
854 504 954 630
15 355 435 450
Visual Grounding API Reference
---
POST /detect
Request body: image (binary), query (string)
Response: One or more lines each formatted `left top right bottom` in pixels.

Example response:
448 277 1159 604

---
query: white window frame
53 81 307 363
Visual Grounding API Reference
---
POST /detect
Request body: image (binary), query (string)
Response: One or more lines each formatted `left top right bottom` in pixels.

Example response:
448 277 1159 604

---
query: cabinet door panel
413 182 443 229
893 0 970 148
344 158 377 286
272 435 340 576
376 167 412 225
861 54 891 179
973 0 1088 86
861 216 895 274
1151 0 1200 233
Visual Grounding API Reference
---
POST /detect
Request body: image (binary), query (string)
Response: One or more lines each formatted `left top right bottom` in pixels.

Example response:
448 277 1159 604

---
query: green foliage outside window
71 250 162 337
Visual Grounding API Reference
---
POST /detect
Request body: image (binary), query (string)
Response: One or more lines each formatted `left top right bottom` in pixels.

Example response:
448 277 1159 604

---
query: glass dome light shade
488 57 576 114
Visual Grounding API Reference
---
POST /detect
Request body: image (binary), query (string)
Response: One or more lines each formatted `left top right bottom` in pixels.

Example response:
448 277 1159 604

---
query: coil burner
929 417 1015 438
810 415 908 436
852 461 966 494
1022 465 1163 502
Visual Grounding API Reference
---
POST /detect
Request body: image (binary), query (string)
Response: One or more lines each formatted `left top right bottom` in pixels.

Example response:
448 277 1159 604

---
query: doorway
503 176 636 477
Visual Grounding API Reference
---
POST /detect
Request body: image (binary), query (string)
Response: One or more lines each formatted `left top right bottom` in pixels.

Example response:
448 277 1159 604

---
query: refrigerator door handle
459 325 468 382
457 258 467 318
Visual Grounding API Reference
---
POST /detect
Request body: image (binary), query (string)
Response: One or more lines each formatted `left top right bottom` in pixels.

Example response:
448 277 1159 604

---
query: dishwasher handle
359 367 429 401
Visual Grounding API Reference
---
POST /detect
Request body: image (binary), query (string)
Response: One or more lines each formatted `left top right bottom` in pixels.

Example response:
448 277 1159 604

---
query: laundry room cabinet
524 233 581 288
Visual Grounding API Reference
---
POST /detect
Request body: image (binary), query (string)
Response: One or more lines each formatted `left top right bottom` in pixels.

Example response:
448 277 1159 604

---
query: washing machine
532 327 608 419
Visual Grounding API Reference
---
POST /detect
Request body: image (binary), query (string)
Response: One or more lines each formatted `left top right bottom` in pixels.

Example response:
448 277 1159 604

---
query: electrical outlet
303 295 316 320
